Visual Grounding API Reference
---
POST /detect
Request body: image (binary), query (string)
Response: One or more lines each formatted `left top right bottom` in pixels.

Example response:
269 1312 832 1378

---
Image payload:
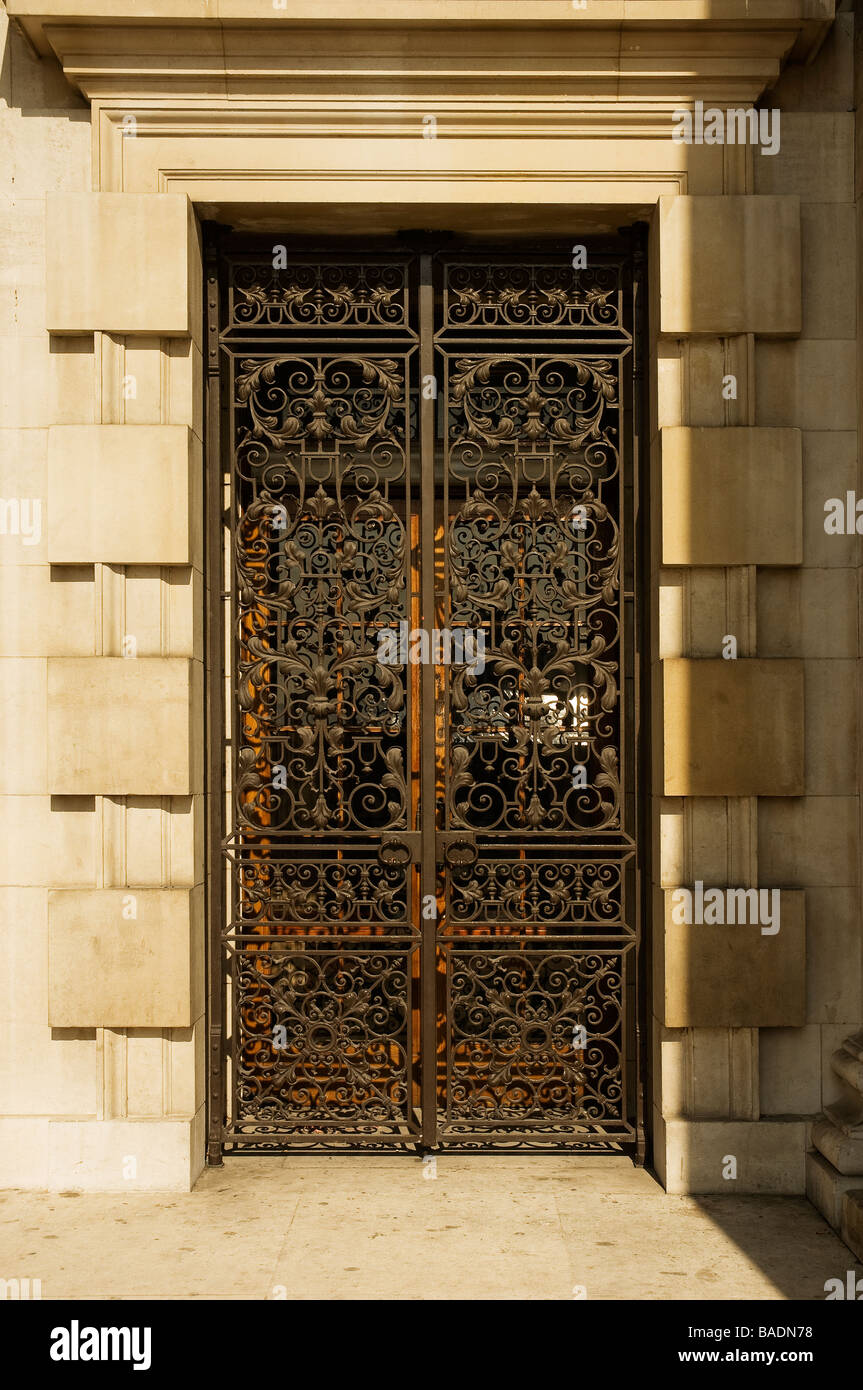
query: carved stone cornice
7 3 834 112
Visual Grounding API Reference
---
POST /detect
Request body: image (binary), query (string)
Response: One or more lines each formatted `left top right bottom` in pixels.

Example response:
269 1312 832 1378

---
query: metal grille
206 241 644 1156
435 256 636 1146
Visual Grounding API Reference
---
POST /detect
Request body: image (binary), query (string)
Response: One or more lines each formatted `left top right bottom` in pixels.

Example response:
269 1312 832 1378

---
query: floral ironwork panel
445 948 626 1133
445 853 629 930
443 351 624 835
231 942 416 1136
443 261 624 333
229 258 411 332
232 351 412 837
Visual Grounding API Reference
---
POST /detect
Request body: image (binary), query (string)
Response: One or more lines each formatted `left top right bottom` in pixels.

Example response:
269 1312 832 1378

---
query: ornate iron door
206 239 645 1158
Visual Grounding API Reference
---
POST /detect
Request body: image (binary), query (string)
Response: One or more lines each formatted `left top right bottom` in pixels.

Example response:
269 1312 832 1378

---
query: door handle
438 833 478 867
378 832 421 865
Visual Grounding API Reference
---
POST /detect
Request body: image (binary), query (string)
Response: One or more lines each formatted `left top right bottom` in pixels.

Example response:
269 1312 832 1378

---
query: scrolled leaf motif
231 262 409 330
449 356 619 450
235 746 276 825
445 262 622 332
380 747 408 825
234 356 405 452
449 357 517 444
336 358 405 446
550 359 618 447
586 496 621 604
235 358 305 451
595 745 621 823
449 745 474 820
448 496 512 611
582 633 619 714
305 485 338 518
236 746 265 797
368 284 400 311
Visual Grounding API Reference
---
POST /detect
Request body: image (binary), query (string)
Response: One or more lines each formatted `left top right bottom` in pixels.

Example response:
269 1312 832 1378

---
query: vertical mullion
419 254 438 1148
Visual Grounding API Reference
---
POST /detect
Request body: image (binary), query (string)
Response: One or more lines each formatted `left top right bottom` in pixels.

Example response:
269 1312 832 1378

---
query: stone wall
0 0 859 1202
653 10 862 1200
0 7 205 1191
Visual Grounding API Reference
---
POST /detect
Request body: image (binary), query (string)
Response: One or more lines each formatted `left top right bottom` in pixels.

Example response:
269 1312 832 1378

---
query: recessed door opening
205 235 647 1157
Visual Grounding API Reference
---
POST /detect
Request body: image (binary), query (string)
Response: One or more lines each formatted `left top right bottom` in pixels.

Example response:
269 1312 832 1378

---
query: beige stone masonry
0 658 48 794
46 193 198 335
663 658 804 797
48 885 202 1028
658 195 802 336
0 796 94 886
659 887 806 1028
46 425 201 566
44 1114 205 1193
661 426 802 567
48 657 202 795
657 1115 808 1195
0 0 847 1200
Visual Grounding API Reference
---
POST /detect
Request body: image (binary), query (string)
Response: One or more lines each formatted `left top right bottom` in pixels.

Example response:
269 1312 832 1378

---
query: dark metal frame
204 229 650 1161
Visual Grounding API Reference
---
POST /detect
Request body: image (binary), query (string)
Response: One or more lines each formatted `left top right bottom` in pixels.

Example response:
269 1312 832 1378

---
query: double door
207 239 644 1154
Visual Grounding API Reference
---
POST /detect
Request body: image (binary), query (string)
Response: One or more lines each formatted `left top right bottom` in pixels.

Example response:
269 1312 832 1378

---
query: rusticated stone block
48 657 202 796
659 888 805 1028
659 194 801 336
661 427 802 566
47 425 200 566
48 886 202 1029
46 193 196 335
663 659 804 796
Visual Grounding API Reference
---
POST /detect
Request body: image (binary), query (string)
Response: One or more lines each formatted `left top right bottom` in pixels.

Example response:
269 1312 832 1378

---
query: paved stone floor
0 1156 860 1300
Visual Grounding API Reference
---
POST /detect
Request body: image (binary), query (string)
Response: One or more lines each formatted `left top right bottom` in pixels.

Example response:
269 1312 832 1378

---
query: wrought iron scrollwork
232 350 411 836
436 255 636 1145
223 255 420 1147
443 262 623 332
443 349 624 834
232 943 415 1130
229 259 410 331
219 248 639 1152
446 948 624 1128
